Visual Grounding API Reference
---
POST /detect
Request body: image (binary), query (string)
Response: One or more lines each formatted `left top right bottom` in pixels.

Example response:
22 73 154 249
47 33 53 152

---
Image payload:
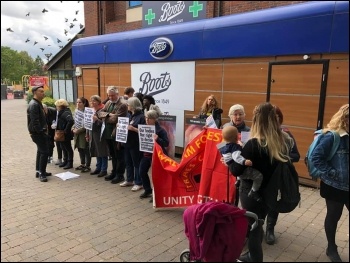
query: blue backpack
304 130 340 179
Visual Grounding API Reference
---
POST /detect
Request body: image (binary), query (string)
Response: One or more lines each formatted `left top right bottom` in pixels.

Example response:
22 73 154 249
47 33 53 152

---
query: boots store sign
131 62 195 111
149 37 173 60
142 1 206 28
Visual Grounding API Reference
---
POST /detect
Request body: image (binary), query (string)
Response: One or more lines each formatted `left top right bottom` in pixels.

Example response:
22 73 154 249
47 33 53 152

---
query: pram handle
244 211 259 231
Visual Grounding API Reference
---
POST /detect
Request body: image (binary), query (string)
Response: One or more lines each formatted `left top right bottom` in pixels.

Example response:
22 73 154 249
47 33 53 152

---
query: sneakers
81 166 91 173
75 164 85 170
120 181 134 187
47 156 53 163
55 159 63 165
248 189 263 202
131 185 143 191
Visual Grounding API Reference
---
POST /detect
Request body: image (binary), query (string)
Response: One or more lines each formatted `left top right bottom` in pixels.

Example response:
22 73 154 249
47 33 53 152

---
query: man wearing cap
27 86 52 182
97 86 128 183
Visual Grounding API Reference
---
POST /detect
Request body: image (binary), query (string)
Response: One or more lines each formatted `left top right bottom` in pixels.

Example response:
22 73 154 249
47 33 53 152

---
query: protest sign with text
84 107 94 131
116 117 129 143
138 125 156 153
74 109 84 129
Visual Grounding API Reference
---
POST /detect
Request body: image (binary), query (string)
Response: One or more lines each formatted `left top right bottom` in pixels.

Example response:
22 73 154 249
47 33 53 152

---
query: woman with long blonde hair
235 102 293 262
311 104 349 262
195 94 223 128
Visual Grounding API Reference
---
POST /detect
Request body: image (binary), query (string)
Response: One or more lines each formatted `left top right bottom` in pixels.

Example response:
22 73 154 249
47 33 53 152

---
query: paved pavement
1 98 349 262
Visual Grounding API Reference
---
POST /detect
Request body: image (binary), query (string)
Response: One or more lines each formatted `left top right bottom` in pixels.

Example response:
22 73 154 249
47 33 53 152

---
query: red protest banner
198 128 236 204
151 128 236 208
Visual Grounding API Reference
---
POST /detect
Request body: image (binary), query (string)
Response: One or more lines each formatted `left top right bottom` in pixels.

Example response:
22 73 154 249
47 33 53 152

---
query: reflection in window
129 1 142 8
58 71 65 80
52 72 58 80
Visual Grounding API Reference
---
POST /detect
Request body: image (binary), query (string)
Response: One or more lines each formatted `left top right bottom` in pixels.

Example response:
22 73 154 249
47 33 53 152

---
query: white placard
116 117 129 143
54 171 80 181
138 124 156 153
206 115 218 128
240 131 251 144
74 109 84 129
84 107 94 131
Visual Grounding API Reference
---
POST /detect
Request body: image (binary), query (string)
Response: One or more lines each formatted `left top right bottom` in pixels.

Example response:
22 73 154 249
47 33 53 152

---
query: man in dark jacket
27 86 51 182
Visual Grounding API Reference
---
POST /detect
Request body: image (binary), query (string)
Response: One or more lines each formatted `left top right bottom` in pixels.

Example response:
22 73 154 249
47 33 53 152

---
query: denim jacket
311 130 349 191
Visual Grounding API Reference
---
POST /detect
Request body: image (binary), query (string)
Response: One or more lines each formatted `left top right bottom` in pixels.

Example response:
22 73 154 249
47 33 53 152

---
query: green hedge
26 90 53 105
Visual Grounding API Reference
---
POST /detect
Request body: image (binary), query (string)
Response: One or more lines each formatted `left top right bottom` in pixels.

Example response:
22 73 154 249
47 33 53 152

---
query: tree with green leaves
1 46 48 85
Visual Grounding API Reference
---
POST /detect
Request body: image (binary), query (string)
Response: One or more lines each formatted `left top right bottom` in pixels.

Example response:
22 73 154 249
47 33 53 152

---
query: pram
180 201 259 262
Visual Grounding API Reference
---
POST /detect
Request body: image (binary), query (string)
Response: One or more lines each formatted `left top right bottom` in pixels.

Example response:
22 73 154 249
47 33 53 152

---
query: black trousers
106 139 125 177
59 140 74 162
240 182 268 262
31 133 49 174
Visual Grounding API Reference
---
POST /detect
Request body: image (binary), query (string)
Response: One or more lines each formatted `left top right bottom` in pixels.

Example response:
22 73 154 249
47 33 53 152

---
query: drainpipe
97 1 103 35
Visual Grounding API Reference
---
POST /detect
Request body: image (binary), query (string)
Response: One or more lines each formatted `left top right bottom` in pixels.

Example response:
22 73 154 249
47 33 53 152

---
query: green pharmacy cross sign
189 1 203 18
145 9 156 25
142 1 207 28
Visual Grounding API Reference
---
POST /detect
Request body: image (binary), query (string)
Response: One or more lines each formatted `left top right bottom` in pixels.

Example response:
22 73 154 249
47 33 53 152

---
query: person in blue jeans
139 110 169 200
311 104 349 262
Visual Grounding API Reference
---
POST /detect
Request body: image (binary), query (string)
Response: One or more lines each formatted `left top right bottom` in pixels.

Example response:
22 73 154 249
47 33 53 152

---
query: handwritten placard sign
138 124 156 153
116 117 129 143
84 107 94 131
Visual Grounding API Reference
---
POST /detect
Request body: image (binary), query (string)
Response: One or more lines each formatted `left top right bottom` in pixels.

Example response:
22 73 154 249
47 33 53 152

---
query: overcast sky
1 1 84 63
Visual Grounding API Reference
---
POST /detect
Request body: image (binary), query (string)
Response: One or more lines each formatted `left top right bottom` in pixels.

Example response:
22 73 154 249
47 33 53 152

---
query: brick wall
84 1 306 37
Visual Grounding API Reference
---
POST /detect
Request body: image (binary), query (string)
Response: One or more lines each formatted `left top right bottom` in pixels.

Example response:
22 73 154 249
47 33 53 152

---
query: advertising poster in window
184 117 206 148
158 115 176 158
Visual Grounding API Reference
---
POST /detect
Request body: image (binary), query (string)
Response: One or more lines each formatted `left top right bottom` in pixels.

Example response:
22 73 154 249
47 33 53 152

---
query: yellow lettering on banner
157 150 177 167
181 163 196 190
194 134 207 148
207 131 221 142
183 145 196 158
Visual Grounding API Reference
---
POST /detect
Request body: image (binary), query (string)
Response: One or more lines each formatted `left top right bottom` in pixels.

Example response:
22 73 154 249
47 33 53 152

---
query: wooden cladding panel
269 95 320 129
271 64 323 95
196 59 223 64
323 97 349 126
82 68 99 85
102 66 119 87
224 57 273 63
327 60 349 96
223 63 268 92
80 68 99 99
195 65 223 91
119 65 131 87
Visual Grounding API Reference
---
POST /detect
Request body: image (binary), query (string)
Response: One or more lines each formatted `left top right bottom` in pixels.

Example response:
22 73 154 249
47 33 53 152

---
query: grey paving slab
1 99 348 262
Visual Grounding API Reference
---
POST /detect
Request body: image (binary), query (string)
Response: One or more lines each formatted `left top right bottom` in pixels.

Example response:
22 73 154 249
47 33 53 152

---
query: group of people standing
27 87 348 262
195 94 348 262
27 85 168 202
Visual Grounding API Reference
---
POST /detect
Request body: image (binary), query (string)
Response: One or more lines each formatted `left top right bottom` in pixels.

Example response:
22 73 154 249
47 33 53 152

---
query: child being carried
219 126 263 202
